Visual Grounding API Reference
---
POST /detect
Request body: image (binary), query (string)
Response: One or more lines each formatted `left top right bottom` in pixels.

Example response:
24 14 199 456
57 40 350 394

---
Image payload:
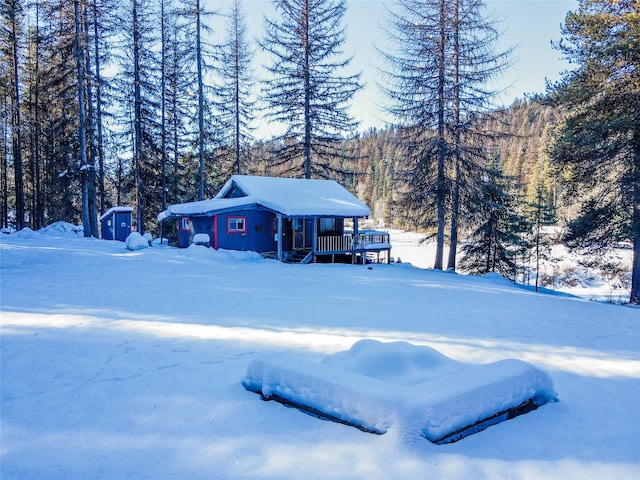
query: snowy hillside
1 224 639 480
390 229 633 303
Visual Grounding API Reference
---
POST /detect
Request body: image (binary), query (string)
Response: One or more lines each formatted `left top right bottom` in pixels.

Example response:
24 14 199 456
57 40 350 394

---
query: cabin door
293 217 305 249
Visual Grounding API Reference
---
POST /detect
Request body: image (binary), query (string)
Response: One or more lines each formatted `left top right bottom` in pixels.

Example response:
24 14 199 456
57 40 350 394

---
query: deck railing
316 232 390 254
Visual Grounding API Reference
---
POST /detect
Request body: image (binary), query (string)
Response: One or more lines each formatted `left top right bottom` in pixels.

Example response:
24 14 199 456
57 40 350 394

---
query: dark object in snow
100 207 133 242
430 397 540 444
242 340 557 444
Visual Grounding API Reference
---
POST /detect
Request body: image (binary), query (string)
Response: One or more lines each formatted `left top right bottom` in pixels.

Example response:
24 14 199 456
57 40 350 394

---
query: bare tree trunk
160 0 167 210
9 1 25 230
30 1 43 230
132 0 144 233
233 10 241 175
2 92 8 228
631 138 640 304
434 0 446 270
74 0 90 236
82 1 98 237
303 0 312 179
447 0 461 271
172 27 180 203
92 0 106 215
196 0 205 200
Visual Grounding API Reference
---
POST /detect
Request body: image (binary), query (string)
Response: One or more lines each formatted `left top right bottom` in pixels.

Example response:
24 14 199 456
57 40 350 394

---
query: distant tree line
2 0 638 303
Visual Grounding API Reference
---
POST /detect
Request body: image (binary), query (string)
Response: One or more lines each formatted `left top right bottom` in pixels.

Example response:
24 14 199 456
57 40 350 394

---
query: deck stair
285 249 313 264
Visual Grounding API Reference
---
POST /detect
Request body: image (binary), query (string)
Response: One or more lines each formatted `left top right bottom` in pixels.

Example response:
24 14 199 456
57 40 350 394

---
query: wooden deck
315 232 391 263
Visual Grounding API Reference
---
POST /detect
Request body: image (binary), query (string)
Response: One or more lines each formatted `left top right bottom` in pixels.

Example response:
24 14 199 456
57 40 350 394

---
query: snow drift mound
125 232 149 251
39 222 84 237
6 222 84 240
243 339 558 444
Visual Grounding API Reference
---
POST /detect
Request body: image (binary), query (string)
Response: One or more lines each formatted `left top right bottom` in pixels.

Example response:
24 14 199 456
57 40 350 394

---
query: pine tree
164 19 192 205
39 0 83 225
548 0 640 304
380 0 511 270
459 162 524 281
73 0 92 237
217 0 255 176
3 0 25 230
1 64 8 227
88 0 119 216
175 0 220 200
523 176 557 291
260 0 361 179
116 0 162 234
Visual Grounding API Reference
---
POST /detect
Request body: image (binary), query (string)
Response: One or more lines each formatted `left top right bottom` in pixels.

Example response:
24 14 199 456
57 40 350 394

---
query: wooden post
277 214 283 261
311 217 317 263
352 216 359 264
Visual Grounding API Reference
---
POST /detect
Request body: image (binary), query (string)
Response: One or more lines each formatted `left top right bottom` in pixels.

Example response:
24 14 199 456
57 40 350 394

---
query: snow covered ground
390 229 634 303
1 225 639 479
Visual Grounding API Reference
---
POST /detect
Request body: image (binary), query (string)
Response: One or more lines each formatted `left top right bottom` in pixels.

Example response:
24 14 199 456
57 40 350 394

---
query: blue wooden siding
178 209 277 253
217 210 276 252
178 215 214 248
101 210 132 241
176 208 351 256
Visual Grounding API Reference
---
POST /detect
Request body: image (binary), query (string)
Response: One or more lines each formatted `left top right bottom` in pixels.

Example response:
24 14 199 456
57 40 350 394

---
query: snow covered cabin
157 175 391 264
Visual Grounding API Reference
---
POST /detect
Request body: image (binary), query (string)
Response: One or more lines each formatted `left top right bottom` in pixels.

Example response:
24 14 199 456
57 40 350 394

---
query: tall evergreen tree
3 0 25 230
116 0 161 234
523 173 557 291
380 0 511 270
194 0 205 200
217 0 255 176
176 0 220 200
261 0 361 179
159 0 170 211
548 0 640 304
22 2 44 230
459 162 524 281
1 65 8 228
88 0 118 216
36 1 75 224
164 19 192 205
74 0 92 237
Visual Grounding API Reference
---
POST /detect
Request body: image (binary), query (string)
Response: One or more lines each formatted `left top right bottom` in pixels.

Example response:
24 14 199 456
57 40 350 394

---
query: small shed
100 206 133 241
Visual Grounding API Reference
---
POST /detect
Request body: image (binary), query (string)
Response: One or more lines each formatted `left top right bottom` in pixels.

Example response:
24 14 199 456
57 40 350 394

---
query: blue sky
237 0 578 136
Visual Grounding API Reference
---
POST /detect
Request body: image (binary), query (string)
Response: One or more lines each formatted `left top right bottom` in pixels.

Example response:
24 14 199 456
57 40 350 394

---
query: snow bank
192 233 210 246
183 244 264 262
125 232 149 251
244 340 557 444
39 222 84 237
8 227 41 240
322 339 459 386
5 222 83 240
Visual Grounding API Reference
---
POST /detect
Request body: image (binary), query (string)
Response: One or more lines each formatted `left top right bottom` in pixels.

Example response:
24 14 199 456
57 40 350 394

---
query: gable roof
157 175 370 222
99 206 133 222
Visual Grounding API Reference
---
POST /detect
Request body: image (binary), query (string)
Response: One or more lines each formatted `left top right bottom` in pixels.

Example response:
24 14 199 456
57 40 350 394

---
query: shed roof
157 175 370 222
100 206 133 222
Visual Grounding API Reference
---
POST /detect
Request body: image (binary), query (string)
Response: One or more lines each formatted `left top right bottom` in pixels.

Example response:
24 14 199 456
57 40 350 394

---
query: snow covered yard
1 226 639 479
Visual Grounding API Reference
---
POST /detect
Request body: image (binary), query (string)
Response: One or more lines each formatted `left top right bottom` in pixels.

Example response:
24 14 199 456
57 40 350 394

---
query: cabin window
227 216 246 234
181 217 190 232
319 218 336 234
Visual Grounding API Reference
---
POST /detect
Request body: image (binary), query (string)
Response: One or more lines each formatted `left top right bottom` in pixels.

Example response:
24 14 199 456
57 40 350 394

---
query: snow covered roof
158 175 370 221
99 206 133 221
